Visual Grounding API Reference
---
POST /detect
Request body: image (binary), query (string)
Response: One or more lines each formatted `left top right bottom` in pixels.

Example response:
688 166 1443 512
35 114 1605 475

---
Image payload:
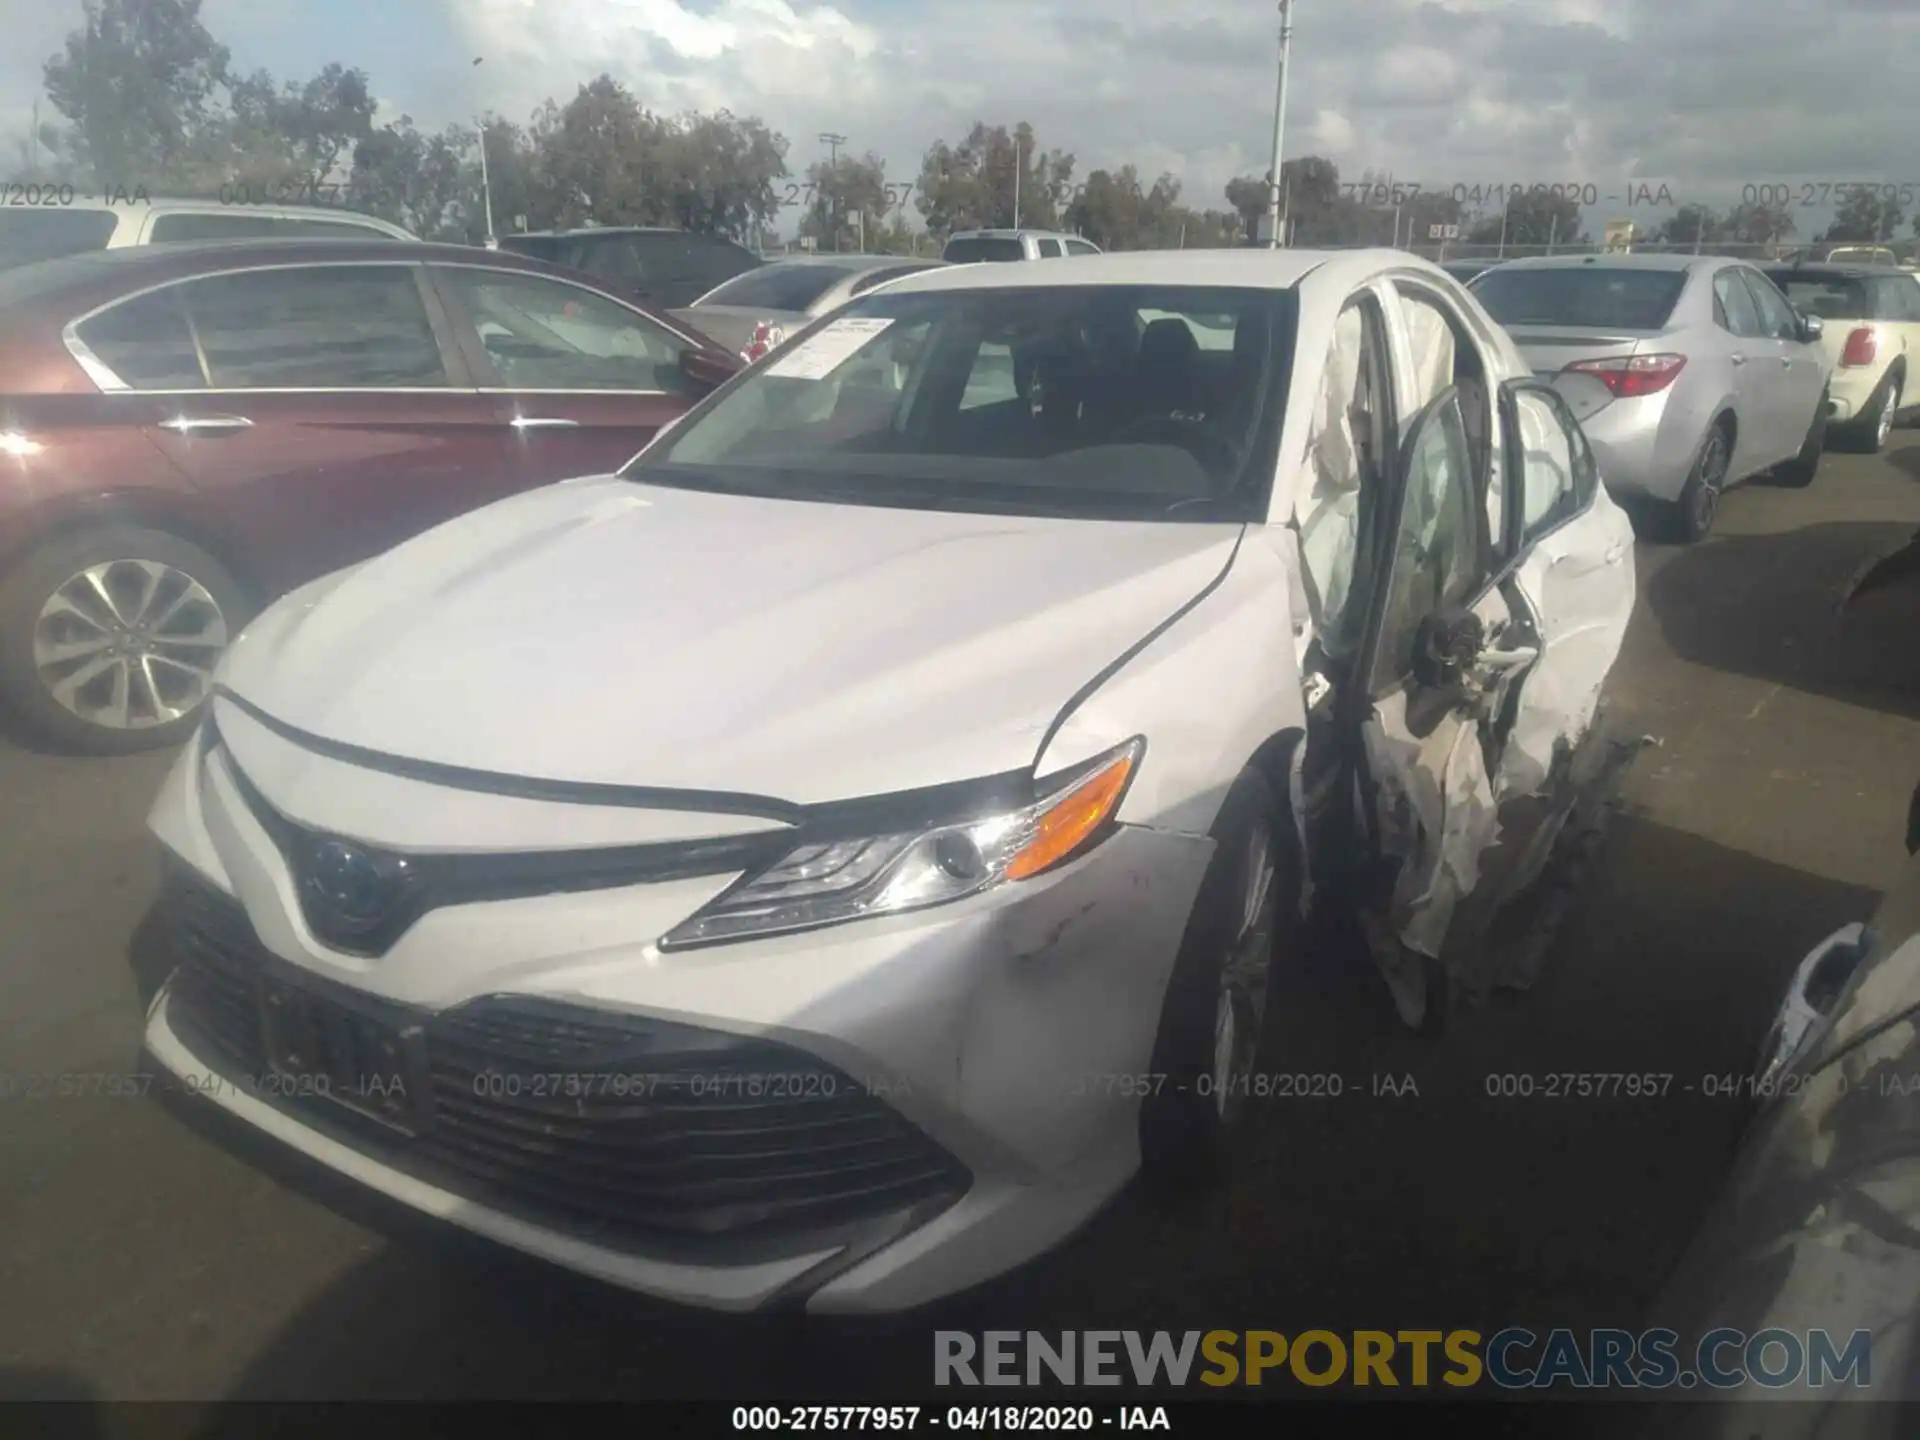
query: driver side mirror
1798 312 1824 343
679 348 740 395
1411 607 1486 690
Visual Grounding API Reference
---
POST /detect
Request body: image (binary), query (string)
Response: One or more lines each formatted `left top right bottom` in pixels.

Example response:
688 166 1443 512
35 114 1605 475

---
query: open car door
1335 381 1638 1027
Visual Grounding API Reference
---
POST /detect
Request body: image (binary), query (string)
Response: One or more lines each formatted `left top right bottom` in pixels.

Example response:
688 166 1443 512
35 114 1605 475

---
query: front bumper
142 730 1213 1313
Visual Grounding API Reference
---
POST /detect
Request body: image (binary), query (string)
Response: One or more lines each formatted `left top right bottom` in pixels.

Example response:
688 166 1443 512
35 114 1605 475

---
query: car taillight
1562 352 1687 398
1840 327 1878 367
741 320 786 363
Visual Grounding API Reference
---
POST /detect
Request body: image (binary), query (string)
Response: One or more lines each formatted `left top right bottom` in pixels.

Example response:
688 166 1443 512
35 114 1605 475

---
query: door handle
1730 354 1748 366
1605 540 1627 564
509 417 580 430
158 414 252 434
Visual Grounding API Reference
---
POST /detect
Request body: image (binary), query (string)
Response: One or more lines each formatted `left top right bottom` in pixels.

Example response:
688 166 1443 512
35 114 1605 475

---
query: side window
1371 393 1482 694
1713 269 1762 337
1301 299 1392 661
1036 238 1065 258
1065 239 1099 256
1512 390 1584 538
570 237 648 294
182 266 447 387
437 267 688 392
960 341 1018 409
72 288 206 389
273 217 396 239
148 212 291 242
1741 271 1799 340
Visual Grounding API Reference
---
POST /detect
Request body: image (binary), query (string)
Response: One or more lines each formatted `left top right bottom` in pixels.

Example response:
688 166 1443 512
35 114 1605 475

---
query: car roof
750 254 940 272
884 247 1409 295
36 193 405 221
946 229 1083 240
1482 252 1712 272
507 226 739 240
1764 261 1911 277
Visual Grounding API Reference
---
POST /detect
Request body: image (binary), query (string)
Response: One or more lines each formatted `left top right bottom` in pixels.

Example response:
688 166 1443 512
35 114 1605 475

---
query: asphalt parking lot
2 441 1917 1409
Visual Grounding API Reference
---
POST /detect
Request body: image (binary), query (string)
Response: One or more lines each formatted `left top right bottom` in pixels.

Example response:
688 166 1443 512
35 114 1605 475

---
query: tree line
17 0 1914 255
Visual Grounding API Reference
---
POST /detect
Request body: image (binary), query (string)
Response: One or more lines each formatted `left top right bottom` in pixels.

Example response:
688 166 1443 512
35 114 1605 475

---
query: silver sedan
673 254 945 362
1471 254 1832 542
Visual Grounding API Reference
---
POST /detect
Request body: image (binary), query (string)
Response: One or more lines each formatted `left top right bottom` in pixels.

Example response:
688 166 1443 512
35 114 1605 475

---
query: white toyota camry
142 249 1638 1314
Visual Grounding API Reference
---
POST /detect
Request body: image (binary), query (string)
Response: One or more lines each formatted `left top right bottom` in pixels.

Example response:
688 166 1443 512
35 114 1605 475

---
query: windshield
944 237 1026 263
699 264 847 312
1771 275 1871 320
0 209 118 271
629 283 1296 521
1472 267 1688 330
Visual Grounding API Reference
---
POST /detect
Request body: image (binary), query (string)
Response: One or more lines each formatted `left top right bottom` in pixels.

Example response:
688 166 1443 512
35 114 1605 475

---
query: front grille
158 870 970 1260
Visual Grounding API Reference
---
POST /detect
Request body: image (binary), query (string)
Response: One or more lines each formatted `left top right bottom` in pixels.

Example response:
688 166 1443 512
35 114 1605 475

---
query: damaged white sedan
141 249 1637 1314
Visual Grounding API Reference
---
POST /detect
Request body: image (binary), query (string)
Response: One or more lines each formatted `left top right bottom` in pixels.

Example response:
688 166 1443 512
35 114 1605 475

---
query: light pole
818 131 847 251
1266 0 1294 249
473 57 497 247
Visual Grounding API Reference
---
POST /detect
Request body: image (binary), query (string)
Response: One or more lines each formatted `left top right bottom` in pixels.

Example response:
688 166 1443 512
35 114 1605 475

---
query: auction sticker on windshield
765 316 895 379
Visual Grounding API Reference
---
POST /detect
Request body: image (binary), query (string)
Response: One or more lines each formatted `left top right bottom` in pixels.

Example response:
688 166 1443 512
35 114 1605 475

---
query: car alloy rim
1211 820 1277 1119
1693 432 1728 531
1881 383 1899 445
32 559 229 730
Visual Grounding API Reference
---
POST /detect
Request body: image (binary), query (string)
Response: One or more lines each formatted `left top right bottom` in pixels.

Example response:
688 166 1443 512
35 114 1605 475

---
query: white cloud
454 0 1920 223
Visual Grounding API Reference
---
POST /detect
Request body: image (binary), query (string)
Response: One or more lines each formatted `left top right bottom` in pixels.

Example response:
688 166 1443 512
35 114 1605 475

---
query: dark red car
0 238 740 753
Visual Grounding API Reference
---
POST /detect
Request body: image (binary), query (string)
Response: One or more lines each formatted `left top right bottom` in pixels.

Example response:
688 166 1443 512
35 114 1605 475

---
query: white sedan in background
141 250 1636 1313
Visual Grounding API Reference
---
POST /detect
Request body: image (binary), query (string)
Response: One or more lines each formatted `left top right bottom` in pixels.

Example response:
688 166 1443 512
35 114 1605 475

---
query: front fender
1034 523 1309 840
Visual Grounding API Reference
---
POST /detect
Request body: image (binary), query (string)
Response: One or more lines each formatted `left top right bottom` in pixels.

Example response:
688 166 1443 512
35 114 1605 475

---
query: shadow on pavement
137 813 1885 1407
0 1369 106 1439
1643 520 1920 720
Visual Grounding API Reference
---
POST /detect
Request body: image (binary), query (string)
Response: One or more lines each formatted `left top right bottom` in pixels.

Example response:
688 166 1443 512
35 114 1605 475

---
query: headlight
659 737 1144 949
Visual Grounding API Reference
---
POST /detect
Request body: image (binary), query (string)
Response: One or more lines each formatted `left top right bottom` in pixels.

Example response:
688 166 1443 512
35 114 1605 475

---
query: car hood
218 476 1242 806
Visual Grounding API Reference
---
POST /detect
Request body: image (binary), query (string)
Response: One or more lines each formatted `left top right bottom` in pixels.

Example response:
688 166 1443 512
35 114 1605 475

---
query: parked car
497 226 762 310
1762 262 1920 453
671 254 947 361
0 197 415 271
140 248 1636 1315
0 238 740 753
1471 254 1832 543
941 228 1102 262
1822 244 1899 267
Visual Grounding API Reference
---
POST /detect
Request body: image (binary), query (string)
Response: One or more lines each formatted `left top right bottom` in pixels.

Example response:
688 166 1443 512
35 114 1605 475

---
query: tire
1834 369 1902 454
1139 767 1296 1189
1771 389 1828 488
0 526 249 754
1656 420 1732 545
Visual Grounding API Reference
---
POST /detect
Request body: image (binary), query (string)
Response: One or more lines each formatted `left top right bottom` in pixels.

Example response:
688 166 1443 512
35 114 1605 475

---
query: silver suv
0 195 416 270
941 229 1101 262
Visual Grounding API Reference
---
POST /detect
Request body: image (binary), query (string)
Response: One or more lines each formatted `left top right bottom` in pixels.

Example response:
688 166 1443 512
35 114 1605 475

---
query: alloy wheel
1210 820 1278 1120
32 559 229 731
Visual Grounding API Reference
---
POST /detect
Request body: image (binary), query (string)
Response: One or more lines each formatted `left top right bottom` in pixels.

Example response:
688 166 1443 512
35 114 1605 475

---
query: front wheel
1139 768 1293 1188
0 526 249 754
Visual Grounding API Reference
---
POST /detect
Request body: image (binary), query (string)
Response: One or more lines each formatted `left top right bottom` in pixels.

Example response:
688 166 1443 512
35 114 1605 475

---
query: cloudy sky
5 0 1918 227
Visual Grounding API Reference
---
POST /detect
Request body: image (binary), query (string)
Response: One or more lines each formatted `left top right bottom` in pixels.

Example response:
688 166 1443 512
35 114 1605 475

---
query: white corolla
142 250 1637 1313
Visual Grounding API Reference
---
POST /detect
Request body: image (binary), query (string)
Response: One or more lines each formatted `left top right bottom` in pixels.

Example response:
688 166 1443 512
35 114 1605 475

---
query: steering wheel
1112 411 1240 471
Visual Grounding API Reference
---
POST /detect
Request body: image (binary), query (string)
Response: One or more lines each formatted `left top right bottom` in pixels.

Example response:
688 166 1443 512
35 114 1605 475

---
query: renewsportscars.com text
934 1329 1873 1390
